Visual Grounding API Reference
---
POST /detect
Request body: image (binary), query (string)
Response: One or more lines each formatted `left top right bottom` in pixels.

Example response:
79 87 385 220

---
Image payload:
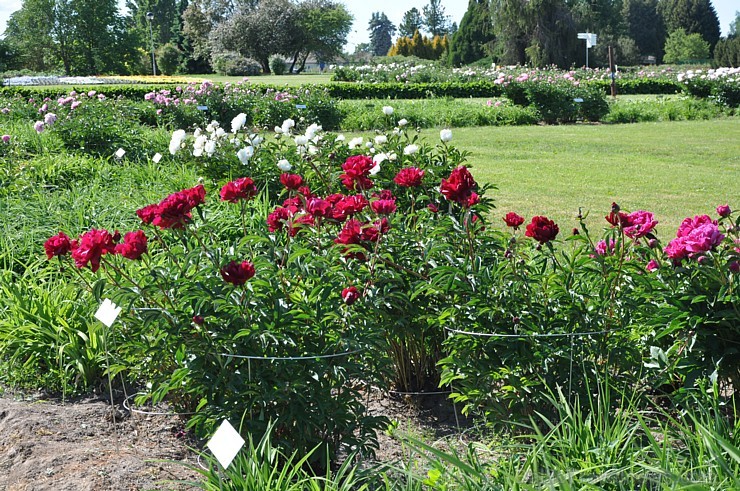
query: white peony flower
277 159 292 171
194 134 208 150
274 126 283 134
169 129 187 155
231 113 247 133
403 144 419 155
382 106 394 115
237 146 254 165
348 137 363 149
281 118 295 135
294 135 309 146
374 135 388 145
204 139 217 156
305 123 322 139
440 129 453 142
397 118 408 127
335 134 346 142
251 135 264 146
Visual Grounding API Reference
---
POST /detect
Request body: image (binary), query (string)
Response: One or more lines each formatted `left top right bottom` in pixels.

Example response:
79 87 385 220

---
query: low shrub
269 56 287 76
211 51 262 77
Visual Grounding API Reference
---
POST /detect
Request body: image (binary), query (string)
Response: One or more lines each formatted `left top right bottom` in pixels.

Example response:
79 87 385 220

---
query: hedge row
1 78 688 102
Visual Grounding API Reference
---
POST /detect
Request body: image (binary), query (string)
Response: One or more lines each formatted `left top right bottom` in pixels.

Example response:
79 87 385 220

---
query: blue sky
0 0 737 52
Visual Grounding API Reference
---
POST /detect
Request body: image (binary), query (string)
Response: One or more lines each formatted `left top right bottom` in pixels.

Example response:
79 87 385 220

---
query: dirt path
0 395 201 491
0 390 467 490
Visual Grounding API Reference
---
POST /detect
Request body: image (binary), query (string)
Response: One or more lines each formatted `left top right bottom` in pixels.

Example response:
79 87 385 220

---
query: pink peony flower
623 210 658 239
716 204 731 218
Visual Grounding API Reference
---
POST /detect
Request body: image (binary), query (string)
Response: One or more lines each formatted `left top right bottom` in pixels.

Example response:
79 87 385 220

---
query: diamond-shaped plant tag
115 148 126 159
152 152 162 163
94 299 121 328
207 420 245 469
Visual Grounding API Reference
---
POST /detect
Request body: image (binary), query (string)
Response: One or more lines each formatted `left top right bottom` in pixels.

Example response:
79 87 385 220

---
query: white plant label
206 420 245 469
115 148 126 159
94 299 121 327
152 152 162 163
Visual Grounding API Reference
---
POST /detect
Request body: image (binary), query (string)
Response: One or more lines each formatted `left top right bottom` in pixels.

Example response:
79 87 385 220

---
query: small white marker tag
115 148 126 158
94 299 121 327
152 152 162 163
197 105 208 111
295 104 307 109
207 420 245 469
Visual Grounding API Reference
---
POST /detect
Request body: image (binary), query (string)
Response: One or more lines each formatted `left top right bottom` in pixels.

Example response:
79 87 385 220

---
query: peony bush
41 105 738 463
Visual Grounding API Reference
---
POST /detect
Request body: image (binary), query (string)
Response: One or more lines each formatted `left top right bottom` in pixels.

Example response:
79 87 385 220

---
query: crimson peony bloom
44 232 73 259
340 155 375 190
306 198 331 217
114 230 148 260
220 177 257 203
371 198 397 215
440 166 477 206
335 219 363 246
192 315 205 325
525 216 559 244
394 167 425 187
267 206 293 232
220 260 255 285
342 286 360 305
716 204 731 218
280 173 304 190
137 184 207 229
332 194 368 221
72 229 117 272
503 212 525 230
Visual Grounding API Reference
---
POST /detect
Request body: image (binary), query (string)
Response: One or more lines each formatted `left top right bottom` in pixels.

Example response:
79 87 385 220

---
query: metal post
146 12 156 76
608 46 617 97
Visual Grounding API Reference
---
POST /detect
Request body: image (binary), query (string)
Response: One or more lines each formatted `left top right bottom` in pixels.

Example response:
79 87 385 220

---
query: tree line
1 0 738 76
0 0 352 75
369 0 739 68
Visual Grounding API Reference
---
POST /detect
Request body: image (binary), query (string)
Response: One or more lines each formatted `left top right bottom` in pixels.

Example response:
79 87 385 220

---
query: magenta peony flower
44 232 73 259
220 260 255 285
393 167 425 188
623 210 658 239
114 230 148 260
220 177 257 203
71 229 117 272
716 204 731 218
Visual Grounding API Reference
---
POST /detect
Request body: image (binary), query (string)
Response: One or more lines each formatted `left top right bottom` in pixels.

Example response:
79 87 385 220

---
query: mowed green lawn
433 119 739 235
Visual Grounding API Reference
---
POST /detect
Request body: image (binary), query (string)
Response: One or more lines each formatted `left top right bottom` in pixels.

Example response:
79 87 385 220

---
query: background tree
490 0 529 64
209 0 297 73
368 12 396 56
714 37 740 67
621 0 665 61
422 0 451 37
126 0 180 48
399 8 424 38
70 0 135 74
729 10 739 37
663 28 710 63
449 0 494 66
288 0 352 73
658 0 720 53
4 0 57 72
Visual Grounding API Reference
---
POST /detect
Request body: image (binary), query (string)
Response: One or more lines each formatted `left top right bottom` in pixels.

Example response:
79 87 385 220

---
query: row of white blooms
166 107 453 174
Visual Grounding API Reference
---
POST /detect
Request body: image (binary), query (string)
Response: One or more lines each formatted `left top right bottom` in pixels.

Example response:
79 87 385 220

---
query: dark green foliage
511 82 610 124
622 0 666 62
449 0 495 67
398 8 424 38
211 52 262 76
422 0 451 37
368 12 396 56
155 42 183 75
658 0 721 52
714 37 740 67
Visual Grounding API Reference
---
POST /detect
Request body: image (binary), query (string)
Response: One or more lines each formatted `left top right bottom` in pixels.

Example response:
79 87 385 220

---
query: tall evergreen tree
399 8 423 38
490 0 529 64
423 0 450 37
622 0 665 60
368 12 396 56
658 0 720 52
449 0 494 66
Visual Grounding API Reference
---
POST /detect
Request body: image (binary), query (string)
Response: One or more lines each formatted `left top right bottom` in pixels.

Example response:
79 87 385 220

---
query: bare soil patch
0 389 470 490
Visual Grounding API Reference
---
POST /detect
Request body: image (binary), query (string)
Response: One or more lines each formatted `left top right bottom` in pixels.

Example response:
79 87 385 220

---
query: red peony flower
114 230 148 260
362 218 390 242
44 232 73 259
371 198 397 215
342 286 360 305
136 204 159 225
289 214 315 237
220 260 255 285
340 155 375 190
71 229 117 272
192 315 205 325
267 206 293 232
335 219 363 245
440 166 477 206
220 177 257 203
332 194 368 221
280 173 304 190
183 184 206 208
394 167 425 187
306 198 331 218
525 216 559 244
503 212 525 229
